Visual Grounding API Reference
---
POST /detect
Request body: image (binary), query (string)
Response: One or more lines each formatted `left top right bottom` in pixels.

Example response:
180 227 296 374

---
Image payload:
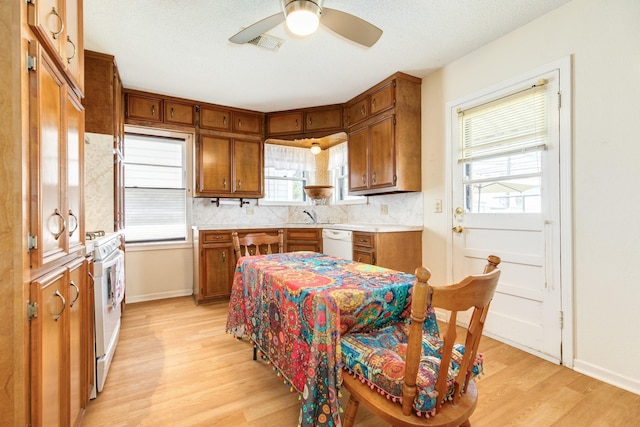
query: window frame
123 126 194 248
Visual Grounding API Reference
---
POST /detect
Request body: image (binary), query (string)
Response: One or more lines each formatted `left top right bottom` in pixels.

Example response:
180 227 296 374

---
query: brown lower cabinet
286 228 322 253
29 256 89 426
352 231 422 274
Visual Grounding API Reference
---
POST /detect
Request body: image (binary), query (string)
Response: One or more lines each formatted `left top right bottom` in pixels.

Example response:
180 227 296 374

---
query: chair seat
341 322 484 417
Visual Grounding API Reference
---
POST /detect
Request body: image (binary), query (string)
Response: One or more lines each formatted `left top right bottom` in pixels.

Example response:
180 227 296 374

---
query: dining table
225 251 439 427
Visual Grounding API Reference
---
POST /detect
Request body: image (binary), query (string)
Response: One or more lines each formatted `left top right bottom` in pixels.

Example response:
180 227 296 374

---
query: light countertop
193 223 422 233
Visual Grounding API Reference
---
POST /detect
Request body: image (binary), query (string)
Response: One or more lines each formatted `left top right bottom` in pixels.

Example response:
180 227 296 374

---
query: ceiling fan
229 0 383 48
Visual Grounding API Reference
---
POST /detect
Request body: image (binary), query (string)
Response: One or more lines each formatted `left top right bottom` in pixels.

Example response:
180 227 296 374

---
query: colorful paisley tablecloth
225 251 429 427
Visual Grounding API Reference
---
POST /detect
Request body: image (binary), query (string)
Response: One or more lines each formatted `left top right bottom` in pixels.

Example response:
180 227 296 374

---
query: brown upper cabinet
266 105 344 138
125 92 163 122
27 0 84 96
165 101 195 126
199 105 264 136
346 72 421 196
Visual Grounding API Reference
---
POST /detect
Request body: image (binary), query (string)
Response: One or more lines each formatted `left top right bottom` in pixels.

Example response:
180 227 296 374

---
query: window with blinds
458 79 550 213
124 133 187 242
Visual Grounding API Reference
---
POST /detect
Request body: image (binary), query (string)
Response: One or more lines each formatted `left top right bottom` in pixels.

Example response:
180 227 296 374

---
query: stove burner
86 230 106 240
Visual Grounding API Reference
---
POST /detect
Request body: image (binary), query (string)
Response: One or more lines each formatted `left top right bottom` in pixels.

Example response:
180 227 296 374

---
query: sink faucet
303 210 317 224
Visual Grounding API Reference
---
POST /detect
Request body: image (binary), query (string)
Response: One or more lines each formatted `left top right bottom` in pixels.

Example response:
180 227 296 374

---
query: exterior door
451 68 563 363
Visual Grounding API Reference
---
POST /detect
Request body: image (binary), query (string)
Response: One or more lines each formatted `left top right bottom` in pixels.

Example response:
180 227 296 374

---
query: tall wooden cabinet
346 73 422 196
84 50 125 231
24 1 90 425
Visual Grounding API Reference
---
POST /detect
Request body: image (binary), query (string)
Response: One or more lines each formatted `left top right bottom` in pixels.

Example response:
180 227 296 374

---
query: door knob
455 207 464 215
452 225 464 233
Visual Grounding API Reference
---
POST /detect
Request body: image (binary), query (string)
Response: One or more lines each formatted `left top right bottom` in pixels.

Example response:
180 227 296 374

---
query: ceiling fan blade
321 8 382 47
229 12 285 44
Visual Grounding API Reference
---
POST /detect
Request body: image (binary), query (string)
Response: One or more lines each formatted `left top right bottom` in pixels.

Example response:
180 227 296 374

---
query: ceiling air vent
248 34 283 51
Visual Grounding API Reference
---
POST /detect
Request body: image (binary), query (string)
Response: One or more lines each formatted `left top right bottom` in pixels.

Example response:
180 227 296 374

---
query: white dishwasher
322 229 353 260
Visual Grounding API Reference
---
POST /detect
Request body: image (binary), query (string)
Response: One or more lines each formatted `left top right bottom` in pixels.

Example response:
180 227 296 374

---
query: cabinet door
63 0 83 94
29 43 68 269
165 101 194 125
369 115 396 190
233 112 263 135
353 249 375 265
30 266 69 427
369 82 395 116
200 106 231 132
304 107 343 134
233 139 263 196
347 127 369 192
267 111 303 135
200 246 234 299
347 96 368 127
27 0 65 66
66 90 84 254
126 93 163 122
198 135 231 194
68 258 87 427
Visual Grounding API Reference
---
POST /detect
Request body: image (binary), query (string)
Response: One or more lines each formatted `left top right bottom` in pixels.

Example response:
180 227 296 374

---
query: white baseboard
573 359 640 396
126 289 193 304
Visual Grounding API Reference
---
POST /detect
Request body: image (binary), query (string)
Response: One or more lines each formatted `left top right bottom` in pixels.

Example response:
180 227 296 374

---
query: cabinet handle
53 289 66 321
361 174 366 184
66 36 76 64
215 235 223 239
88 272 95 290
151 105 155 116
68 209 78 237
223 116 227 126
171 107 175 118
237 119 242 128
222 251 226 262
69 280 80 307
50 7 64 40
372 171 377 184
360 105 365 116
295 118 299 128
237 180 241 189
308 116 312 126
223 178 227 188
50 208 66 240
357 256 362 262
372 98 377 109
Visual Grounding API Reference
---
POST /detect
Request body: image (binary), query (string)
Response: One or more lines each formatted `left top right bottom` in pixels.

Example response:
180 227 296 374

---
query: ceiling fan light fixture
285 0 321 36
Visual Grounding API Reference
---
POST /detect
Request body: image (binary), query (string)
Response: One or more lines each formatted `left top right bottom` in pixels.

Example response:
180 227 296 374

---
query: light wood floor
83 297 639 426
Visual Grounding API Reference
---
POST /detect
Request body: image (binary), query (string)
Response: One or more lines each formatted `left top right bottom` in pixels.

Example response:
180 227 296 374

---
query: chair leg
460 418 471 427
342 395 360 427
253 346 257 361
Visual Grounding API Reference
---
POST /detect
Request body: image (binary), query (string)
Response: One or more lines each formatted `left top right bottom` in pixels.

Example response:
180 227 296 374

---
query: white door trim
444 56 574 367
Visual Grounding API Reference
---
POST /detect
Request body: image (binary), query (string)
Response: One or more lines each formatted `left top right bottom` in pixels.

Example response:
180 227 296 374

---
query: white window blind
124 134 186 242
458 80 548 162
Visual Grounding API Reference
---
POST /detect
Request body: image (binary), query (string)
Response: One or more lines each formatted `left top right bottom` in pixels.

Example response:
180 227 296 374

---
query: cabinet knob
237 180 241 189
372 98 377 109
237 119 242 128
361 174 366 184
295 119 299 128
223 116 227 126
151 105 155 116
308 116 312 126
360 106 365 116
171 107 175 118
372 171 377 184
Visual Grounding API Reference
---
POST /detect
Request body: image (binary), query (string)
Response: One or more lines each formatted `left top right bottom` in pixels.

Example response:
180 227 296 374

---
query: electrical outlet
246 207 255 215
434 199 442 213
380 204 388 215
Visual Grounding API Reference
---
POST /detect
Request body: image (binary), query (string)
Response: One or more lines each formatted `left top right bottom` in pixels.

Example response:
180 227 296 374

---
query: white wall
125 246 193 303
421 0 640 394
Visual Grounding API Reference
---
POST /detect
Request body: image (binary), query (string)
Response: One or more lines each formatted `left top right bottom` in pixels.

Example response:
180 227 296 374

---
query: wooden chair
232 230 284 263
341 255 501 427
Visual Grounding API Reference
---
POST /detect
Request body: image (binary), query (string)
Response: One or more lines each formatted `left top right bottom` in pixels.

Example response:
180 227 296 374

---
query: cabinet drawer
304 107 343 133
200 106 232 131
288 243 320 252
353 250 374 265
287 228 321 241
232 112 263 135
353 232 374 249
202 231 232 244
267 112 304 135
126 93 163 122
347 96 369 127
370 82 395 116
165 101 194 125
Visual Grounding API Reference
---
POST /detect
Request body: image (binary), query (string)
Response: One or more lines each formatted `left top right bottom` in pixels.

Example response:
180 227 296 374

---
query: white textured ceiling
83 0 570 113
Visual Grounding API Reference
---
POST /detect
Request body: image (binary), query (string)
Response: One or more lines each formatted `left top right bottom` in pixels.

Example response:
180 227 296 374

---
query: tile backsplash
192 192 423 227
84 133 114 233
